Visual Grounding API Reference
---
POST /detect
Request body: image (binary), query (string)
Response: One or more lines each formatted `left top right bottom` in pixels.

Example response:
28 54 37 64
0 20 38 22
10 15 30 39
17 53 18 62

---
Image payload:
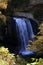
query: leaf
39 58 43 62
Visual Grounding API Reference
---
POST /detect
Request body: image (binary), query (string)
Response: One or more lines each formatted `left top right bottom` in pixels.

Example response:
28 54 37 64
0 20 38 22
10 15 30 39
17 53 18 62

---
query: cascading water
25 19 34 41
14 18 29 51
13 17 35 56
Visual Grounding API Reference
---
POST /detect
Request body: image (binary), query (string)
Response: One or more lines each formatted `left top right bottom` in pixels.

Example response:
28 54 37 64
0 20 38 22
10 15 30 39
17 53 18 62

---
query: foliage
0 46 42 65
0 0 10 9
0 0 29 16
0 47 15 65
15 55 43 65
0 59 9 65
28 23 43 56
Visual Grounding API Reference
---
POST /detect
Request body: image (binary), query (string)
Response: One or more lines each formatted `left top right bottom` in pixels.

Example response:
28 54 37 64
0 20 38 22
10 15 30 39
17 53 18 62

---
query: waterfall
13 17 34 52
13 17 36 56
0 16 36 56
25 19 34 41
14 18 29 51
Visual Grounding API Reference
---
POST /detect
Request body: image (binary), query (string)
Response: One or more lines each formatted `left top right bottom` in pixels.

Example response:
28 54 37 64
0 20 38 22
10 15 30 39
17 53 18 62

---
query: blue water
25 19 34 41
13 17 34 53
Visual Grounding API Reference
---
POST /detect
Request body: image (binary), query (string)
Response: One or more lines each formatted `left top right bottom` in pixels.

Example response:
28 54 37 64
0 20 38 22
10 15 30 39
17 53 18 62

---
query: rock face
30 0 43 5
13 0 43 11
13 0 43 21
0 0 43 21
28 0 43 12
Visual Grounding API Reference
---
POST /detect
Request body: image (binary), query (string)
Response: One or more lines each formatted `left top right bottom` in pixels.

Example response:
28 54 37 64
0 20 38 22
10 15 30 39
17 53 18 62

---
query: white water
13 17 34 52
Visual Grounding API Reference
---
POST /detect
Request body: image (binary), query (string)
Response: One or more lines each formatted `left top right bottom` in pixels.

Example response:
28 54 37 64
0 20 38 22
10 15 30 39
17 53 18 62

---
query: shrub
0 46 15 65
28 23 43 56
